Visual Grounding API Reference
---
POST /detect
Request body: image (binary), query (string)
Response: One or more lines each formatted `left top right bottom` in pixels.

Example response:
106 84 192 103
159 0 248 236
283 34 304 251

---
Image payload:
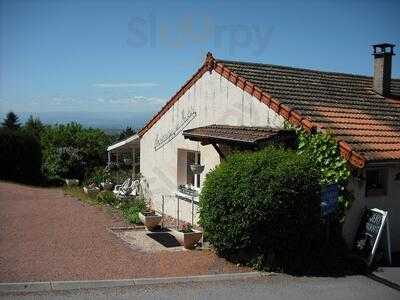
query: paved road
0 181 243 282
2 274 399 300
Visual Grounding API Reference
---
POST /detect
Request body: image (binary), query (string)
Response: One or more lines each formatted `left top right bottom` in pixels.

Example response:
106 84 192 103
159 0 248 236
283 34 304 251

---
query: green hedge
199 146 323 272
0 129 43 183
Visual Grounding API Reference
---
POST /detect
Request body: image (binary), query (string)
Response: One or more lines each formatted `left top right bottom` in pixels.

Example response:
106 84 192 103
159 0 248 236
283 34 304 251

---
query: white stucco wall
140 69 285 224
343 165 400 252
139 67 400 254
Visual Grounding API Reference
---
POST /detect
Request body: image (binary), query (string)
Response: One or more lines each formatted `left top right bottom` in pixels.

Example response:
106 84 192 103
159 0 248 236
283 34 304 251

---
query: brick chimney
372 43 395 96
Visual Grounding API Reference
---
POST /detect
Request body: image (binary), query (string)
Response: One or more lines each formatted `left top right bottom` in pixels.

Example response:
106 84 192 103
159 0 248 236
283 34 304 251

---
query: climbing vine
285 122 354 220
296 130 350 185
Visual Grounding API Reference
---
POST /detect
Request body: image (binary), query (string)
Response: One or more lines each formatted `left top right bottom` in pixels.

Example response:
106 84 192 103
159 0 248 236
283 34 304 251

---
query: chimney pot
372 43 395 96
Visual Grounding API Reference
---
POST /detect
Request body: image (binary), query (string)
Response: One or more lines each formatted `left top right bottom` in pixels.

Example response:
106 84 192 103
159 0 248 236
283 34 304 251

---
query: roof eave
107 134 140 152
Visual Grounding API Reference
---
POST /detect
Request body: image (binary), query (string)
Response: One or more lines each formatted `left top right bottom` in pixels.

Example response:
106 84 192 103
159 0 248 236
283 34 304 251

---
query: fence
160 194 199 229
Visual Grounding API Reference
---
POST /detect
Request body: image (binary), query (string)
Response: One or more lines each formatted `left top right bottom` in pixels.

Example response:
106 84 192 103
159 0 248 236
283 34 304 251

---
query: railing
161 191 199 229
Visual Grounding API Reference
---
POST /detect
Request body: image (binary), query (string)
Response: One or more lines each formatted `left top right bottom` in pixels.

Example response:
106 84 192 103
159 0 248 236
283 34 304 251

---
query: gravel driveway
0 181 243 282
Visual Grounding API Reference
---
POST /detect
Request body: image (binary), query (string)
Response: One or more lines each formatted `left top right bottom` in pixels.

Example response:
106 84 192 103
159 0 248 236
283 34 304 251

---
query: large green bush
0 129 43 183
41 122 111 180
199 146 323 272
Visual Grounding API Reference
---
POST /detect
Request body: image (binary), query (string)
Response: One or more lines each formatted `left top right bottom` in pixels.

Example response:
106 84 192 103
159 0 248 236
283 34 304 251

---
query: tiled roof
139 52 400 167
217 59 400 165
183 125 294 145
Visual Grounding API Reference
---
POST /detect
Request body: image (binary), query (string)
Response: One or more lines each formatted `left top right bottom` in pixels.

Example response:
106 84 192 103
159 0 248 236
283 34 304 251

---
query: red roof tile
139 53 400 167
217 59 400 167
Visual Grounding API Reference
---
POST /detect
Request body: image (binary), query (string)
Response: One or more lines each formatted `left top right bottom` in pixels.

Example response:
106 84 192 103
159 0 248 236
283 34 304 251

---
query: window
365 169 387 197
177 149 201 189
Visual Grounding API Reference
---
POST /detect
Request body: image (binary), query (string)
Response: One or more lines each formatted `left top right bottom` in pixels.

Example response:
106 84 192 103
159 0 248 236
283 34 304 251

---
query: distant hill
0 111 153 133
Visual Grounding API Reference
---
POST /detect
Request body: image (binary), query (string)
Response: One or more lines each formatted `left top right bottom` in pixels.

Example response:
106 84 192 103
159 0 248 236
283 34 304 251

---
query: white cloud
51 96 77 105
107 96 165 106
92 82 159 88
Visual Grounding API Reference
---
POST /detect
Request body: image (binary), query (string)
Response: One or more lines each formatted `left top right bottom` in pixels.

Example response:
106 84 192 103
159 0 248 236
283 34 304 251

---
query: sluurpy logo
127 12 273 56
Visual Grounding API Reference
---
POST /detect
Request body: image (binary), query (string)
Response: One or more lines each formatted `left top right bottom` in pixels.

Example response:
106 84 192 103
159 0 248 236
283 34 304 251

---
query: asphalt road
2 274 399 300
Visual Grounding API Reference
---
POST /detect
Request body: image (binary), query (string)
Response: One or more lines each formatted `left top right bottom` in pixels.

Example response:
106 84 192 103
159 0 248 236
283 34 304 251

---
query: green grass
63 185 146 224
63 186 100 205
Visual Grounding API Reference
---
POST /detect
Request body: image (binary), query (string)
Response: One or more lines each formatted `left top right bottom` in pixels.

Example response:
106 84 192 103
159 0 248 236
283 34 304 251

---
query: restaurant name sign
154 109 197 151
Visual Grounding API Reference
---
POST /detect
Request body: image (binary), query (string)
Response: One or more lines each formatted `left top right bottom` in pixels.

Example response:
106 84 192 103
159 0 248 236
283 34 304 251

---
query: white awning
107 134 140 152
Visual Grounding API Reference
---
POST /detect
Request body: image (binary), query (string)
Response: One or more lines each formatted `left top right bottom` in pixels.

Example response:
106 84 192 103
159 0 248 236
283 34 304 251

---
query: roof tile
218 59 400 163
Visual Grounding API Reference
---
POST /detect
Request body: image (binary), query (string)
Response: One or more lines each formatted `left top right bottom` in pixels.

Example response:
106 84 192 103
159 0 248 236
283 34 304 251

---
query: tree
0 128 43 183
24 115 45 140
41 122 112 180
118 126 136 141
2 111 21 130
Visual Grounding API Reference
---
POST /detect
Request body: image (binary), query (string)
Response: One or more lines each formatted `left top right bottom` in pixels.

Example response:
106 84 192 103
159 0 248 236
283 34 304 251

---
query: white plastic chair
113 178 139 198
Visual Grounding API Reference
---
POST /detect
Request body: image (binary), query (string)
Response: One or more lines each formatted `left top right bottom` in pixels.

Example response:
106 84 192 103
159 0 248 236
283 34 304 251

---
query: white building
137 44 400 252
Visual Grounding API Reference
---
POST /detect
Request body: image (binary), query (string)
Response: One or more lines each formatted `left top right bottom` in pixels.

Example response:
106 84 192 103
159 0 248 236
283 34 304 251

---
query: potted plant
172 224 202 249
65 179 79 186
83 183 100 196
139 210 162 230
190 164 205 175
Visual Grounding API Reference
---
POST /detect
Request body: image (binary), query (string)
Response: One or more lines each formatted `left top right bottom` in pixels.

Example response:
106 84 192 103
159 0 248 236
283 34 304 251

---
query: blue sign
321 184 339 216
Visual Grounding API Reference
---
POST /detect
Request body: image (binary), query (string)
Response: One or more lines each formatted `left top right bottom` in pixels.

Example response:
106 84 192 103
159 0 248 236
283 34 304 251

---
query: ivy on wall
296 130 351 185
285 122 354 220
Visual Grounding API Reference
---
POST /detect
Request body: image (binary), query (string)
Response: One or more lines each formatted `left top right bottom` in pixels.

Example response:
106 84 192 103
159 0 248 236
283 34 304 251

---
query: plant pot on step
139 211 162 230
172 229 203 249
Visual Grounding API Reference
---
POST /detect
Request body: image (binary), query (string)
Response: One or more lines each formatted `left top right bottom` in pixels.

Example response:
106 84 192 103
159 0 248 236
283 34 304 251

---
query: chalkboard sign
353 208 391 266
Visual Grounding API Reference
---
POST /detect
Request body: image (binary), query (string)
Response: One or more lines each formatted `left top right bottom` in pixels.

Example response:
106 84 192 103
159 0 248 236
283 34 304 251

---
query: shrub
121 198 147 224
96 191 118 206
199 146 323 273
0 128 43 184
85 167 110 186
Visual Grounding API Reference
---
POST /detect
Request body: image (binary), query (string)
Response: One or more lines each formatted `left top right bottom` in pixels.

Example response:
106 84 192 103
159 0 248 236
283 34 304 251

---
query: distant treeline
0 111 137 185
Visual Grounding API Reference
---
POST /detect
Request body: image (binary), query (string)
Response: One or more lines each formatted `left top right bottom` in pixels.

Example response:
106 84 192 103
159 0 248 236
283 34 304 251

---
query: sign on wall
321 184 339 216
154 109 197 151
353 208 391 266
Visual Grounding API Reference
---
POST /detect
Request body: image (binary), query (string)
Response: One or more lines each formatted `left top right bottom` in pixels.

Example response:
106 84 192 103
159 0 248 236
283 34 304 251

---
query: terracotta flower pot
139 211 162 230
172 229 203 249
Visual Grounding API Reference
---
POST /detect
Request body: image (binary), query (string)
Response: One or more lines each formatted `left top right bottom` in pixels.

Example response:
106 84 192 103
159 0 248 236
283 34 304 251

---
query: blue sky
1 0 399 116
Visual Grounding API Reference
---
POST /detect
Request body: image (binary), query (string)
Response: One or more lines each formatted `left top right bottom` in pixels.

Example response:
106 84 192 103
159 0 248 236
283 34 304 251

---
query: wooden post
107 151 111 165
